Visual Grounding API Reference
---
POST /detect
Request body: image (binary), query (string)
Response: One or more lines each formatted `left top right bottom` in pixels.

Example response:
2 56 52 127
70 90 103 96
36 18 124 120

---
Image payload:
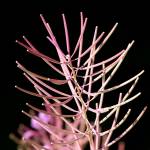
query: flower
10 12 147 150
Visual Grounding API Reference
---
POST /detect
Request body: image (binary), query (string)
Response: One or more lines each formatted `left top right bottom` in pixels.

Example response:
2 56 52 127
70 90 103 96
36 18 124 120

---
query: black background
0 0 150 149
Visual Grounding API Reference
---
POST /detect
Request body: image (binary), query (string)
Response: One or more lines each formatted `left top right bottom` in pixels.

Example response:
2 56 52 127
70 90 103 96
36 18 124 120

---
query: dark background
0 0 150 149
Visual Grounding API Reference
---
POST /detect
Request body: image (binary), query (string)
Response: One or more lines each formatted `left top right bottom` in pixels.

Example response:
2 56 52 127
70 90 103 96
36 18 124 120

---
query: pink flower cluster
10 12 147 150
